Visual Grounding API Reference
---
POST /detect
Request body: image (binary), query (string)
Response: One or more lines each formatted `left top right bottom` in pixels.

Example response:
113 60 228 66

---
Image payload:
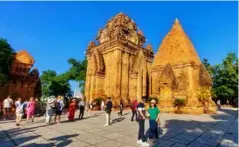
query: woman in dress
68 99 77 121
26 97 36 122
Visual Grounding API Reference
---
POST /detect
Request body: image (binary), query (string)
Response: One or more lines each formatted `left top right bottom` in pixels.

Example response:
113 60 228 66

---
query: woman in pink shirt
27 97 36 122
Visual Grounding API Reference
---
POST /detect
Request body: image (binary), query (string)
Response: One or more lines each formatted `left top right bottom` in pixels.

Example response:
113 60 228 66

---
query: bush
94 97 103 106
174 98 186 114
174 98 186 107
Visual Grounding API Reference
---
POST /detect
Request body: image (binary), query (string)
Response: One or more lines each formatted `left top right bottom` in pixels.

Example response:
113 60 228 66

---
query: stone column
114 49 122 98
121 53 129 100
142 70 147 97
137 71 142 101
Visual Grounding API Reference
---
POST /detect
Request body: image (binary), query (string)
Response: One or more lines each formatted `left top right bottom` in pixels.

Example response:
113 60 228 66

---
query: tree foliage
202 53 238 105
66 57 87 94
0 38 15 84
40 70 72 97
40 57 87 97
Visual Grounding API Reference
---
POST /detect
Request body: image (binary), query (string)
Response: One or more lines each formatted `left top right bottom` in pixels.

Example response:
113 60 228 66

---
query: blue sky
0 2 238 90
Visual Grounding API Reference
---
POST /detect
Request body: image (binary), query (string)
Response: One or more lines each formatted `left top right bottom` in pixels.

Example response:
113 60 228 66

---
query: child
147 99 160 142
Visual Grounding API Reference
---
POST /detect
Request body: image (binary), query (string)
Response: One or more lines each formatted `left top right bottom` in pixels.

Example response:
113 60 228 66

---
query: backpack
48 97 56 109
56 101 61 110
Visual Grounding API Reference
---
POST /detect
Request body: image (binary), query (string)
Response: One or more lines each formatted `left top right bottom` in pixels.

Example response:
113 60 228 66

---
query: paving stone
95 140 122 147
104 132 125 139
76 134 109 144
171 143 186 147
0 140 15 147
0 108 237 147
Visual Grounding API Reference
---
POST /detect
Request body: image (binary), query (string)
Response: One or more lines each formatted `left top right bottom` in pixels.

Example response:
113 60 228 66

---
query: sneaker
141 142 150 147
104 124 109 126
137 140 143 144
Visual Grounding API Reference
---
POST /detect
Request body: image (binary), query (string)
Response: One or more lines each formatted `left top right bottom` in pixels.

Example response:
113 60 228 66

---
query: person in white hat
147 99 160 143
45 96 56 125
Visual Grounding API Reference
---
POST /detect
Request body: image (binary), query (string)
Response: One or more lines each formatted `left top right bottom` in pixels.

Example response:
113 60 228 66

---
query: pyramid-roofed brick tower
150 18 216 114
152 18 201 68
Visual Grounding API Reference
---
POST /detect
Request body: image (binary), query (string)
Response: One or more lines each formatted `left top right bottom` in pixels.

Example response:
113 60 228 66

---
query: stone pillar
114 49 122 98
142 70 147 97
121 53 129 100
84 60 90 100
137 71 142 101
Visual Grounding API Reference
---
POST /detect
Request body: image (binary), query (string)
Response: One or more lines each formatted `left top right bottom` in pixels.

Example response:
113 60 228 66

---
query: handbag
157 125 163 136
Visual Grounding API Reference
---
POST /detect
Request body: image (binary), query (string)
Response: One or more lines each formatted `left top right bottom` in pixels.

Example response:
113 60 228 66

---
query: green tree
203 53 238 105
0 38 15 84
202 58 213 76
213 53 238 104
66 57 87 94
40 70 57 96
40 70 72 97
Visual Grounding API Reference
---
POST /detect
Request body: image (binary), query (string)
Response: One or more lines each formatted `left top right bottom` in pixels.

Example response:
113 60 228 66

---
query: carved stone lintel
87 41 96 50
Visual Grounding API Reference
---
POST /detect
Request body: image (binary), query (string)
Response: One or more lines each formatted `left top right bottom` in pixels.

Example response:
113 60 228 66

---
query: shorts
55 110 62 116
16 113 23 117
4 108 11 112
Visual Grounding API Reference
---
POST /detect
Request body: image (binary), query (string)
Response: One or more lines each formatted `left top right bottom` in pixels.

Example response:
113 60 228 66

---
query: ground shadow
149 108 238 147
60 113 100 124
0 124 79 147
111 117 125 125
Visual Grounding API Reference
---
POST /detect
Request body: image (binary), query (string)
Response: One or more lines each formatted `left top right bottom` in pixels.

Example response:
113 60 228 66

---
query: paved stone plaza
0 108 238 147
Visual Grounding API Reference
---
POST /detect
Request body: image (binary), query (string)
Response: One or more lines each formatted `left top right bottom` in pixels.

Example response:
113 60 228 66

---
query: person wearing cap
147 99 160 142
136 98 149 147
45 96 56 125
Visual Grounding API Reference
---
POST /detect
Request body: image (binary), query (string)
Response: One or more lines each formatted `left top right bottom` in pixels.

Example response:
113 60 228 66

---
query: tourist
217 99 221 110
23 99 28 119
26 97 36 122
68 99 77 121
92 100 96 115
87 101 91 117
55 96 64 123
101 100 105 112
131 99 138 121
147 99 160 143
15 97 25 126
45 96 56 125
118 99 124 116
78 98 85 119
3 95 13 120
136 98 149 146
35 98 40 117
104 97 113 126
89 100 94 116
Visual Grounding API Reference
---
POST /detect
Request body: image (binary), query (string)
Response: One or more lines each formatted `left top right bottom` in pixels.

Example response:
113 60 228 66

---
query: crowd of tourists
0 95 162 146
0 95 47 126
